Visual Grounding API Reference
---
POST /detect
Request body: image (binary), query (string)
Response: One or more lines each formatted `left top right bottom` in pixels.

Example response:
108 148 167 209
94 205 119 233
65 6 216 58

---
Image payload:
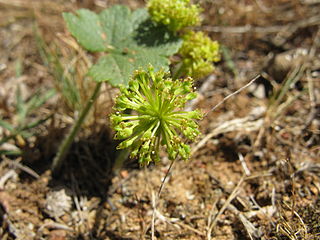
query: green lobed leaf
98 5 144 47
88 47 172 85
63 9 110 52
0 119 14 132
64 5 182 86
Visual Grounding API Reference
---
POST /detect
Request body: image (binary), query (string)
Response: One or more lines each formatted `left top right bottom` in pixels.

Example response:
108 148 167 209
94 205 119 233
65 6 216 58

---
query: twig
204 75 260 117
227 203 262 239
274 15 320 46
207 175 245 239
158 160 175 197
175 220 205 236
304 29 320 131
238 153 251 176
0 170 16 189
192 117 264 155
70 172 85 228
206 193 221 239
3 214 18 238
7 159 39 179
38 222 73 232
151 191 156 240
201 25 284 34
151 160 175 240
200 15 320 34
153 208 205 236
254 0 271 13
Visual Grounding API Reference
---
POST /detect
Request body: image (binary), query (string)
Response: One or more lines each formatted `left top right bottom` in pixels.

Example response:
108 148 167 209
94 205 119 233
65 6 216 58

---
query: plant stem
151 159 176 240
51 82 102 174
112 148 130 174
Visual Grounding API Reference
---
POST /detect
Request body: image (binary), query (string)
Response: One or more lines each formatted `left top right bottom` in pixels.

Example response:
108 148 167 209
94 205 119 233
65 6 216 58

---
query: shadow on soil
19 125 130 239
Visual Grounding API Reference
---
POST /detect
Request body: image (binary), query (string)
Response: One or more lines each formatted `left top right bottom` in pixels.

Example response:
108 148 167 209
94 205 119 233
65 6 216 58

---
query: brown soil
0 0 319 239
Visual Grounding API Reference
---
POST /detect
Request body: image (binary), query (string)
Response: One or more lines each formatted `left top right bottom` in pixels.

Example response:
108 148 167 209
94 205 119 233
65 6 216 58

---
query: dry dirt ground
0 0 320 239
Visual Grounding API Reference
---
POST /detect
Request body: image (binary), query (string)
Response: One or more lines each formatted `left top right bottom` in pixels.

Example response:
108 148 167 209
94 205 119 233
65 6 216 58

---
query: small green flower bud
186 109 203 120
110 114 122 125
178 143 190 160
117 136 138 149
115 126 134 139
185 92 197 100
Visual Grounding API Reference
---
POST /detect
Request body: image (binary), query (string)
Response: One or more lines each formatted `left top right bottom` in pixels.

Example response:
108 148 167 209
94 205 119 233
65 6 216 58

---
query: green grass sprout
0 87 55 156
110 66 203 165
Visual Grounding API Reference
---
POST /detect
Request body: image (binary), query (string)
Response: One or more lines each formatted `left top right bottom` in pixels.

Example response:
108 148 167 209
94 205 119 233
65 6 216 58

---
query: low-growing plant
35 25 92 114
0 87 55 156
51 0 220 172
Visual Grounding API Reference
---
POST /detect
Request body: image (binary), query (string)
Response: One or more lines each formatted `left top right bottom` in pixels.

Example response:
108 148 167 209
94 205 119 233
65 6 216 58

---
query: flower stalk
51 82 102 174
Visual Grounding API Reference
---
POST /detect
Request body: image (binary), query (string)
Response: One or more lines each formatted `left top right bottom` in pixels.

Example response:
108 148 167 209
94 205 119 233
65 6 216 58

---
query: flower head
147 0 202 32
179 31 220 79
110 66 203 165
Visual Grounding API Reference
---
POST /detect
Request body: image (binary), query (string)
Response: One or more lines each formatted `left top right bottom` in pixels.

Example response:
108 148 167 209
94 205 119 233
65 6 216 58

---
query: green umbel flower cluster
147 0 201 32
110 67 203 165
147 0 220 79
179 31 220 79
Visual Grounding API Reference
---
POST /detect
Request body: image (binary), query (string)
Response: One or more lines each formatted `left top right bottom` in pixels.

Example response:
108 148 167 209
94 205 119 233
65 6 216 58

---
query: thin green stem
158 159 175 197
51 82 102 174
112 148 130 174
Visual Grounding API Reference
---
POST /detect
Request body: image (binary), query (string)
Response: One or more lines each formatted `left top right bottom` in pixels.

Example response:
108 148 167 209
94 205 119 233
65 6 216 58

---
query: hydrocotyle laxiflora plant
51 1 220 173
110 66 203 165
51 5 182 173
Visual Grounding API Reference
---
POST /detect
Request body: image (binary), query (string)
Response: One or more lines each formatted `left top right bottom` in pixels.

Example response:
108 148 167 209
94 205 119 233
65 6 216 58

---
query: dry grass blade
201 14 320 35
6 158 39 179
151 191 156 240
206 193 221 239
305 29 320 131
207 176 245 239
205 75 260 117
238 152 251 176
227 203 262 240
192 115 264 155
151 160 175 240
0 170 16 190
276 202 309 240
153 208 206 237
254 63 307 147
192 75 261 155
38 222 73 233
